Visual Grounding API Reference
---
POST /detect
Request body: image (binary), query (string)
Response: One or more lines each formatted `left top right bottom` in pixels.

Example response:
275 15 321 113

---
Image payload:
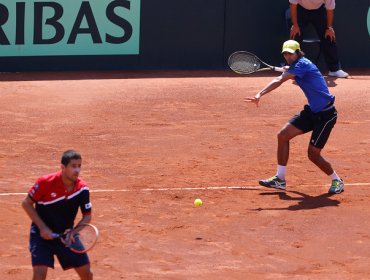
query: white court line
1 182 370 196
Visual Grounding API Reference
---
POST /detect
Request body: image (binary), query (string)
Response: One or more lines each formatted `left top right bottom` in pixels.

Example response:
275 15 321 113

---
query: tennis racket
228 51 285 74
52 223 99 254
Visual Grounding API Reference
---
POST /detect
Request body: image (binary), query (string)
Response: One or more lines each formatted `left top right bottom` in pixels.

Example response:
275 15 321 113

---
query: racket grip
272 66 285 73
51 233 60 239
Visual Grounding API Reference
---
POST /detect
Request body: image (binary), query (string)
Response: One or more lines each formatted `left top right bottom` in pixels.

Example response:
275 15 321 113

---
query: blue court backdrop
0 0 369 71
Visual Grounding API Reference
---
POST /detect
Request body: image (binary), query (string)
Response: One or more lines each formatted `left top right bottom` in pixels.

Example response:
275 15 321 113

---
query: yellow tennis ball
194 198 203 206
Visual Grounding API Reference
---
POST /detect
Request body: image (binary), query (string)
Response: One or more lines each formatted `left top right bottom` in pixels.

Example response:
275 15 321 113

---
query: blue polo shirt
288 57 334 113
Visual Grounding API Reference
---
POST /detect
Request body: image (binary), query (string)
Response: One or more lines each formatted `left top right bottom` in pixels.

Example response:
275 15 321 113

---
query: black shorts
29 225 90 270
289 105 337 149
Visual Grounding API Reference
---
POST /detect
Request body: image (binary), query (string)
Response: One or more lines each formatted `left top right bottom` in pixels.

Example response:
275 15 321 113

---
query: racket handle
272 66 285 73
51 233 60 239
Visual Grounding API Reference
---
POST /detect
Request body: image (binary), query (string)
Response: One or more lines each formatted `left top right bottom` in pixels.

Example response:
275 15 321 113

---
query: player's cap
281 40 300 54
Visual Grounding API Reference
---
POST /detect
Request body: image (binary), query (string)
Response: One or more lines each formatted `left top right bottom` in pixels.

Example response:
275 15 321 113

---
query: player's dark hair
296 49 305 58
61 150 81 166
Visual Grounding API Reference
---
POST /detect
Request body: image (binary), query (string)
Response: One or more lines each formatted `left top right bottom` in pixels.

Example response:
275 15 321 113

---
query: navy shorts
29 226 90 270
289 105 337 149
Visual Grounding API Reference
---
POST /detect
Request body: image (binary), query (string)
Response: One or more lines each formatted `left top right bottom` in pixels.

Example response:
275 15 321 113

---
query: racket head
228 51 263 74
64 223 99 254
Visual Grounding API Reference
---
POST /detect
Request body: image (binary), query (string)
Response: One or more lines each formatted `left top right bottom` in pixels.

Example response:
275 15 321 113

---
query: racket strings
69 225 98 253
229 53 261 74
77 228 96 247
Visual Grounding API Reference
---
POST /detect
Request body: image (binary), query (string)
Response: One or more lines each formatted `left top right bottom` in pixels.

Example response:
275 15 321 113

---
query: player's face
282 52 298 65
62 159 82 182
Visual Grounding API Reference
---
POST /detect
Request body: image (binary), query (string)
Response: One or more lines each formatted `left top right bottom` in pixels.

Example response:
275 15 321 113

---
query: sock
330 171 340 181
276 165 286 180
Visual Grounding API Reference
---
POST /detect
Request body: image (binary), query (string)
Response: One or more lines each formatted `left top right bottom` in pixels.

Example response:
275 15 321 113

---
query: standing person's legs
310 5 341 72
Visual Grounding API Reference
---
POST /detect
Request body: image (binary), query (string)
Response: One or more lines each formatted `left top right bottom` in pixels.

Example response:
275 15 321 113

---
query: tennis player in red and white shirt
22 150 93 280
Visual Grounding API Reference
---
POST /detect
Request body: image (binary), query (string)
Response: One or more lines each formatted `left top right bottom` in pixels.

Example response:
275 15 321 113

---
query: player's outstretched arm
244 71 295 107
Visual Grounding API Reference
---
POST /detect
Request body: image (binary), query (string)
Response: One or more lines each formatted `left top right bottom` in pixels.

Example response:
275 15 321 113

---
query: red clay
0 70 369 279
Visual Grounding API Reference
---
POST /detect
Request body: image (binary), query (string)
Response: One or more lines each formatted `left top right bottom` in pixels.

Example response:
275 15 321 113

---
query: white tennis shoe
328 70 349 78
328 179 344 194
259 176 286 190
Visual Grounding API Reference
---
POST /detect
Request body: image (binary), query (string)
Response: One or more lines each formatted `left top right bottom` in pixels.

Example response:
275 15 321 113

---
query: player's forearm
326 9 334 28
76 214 92 227
290 4 299 26
256 78 283 98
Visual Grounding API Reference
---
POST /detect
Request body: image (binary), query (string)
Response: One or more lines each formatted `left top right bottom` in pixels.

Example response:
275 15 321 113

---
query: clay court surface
0 69 369 279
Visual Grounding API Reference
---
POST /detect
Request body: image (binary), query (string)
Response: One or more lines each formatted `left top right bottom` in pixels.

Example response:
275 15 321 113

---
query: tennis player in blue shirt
245 40 344 194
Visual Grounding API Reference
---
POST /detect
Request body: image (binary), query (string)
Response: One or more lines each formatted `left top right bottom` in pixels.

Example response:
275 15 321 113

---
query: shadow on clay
254 190 340 211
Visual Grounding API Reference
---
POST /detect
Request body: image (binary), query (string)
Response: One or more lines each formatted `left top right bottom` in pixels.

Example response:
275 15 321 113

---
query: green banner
0 0 141 56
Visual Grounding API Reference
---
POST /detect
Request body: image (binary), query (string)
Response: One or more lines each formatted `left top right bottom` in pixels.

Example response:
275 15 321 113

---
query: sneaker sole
328 188 344 194
328 74 349 78
259 181 286 190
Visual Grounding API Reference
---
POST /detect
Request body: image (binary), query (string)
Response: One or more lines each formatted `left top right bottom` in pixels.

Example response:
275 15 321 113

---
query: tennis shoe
328 179 344 194
328 70 349 78
259 176 286 190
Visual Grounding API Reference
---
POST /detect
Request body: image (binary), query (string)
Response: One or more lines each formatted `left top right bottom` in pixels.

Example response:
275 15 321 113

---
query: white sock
277 165 286 180
330 171 340 181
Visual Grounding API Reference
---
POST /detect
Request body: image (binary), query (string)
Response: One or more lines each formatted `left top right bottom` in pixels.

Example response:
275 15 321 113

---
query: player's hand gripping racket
52 223 99 254
228 51 285 74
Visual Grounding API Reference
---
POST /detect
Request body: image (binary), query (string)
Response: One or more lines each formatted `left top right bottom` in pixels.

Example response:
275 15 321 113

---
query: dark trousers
295 4 341 71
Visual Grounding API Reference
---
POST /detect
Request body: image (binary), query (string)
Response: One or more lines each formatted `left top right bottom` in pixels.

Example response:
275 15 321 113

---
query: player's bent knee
307 146 321 162
277 130 290 142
